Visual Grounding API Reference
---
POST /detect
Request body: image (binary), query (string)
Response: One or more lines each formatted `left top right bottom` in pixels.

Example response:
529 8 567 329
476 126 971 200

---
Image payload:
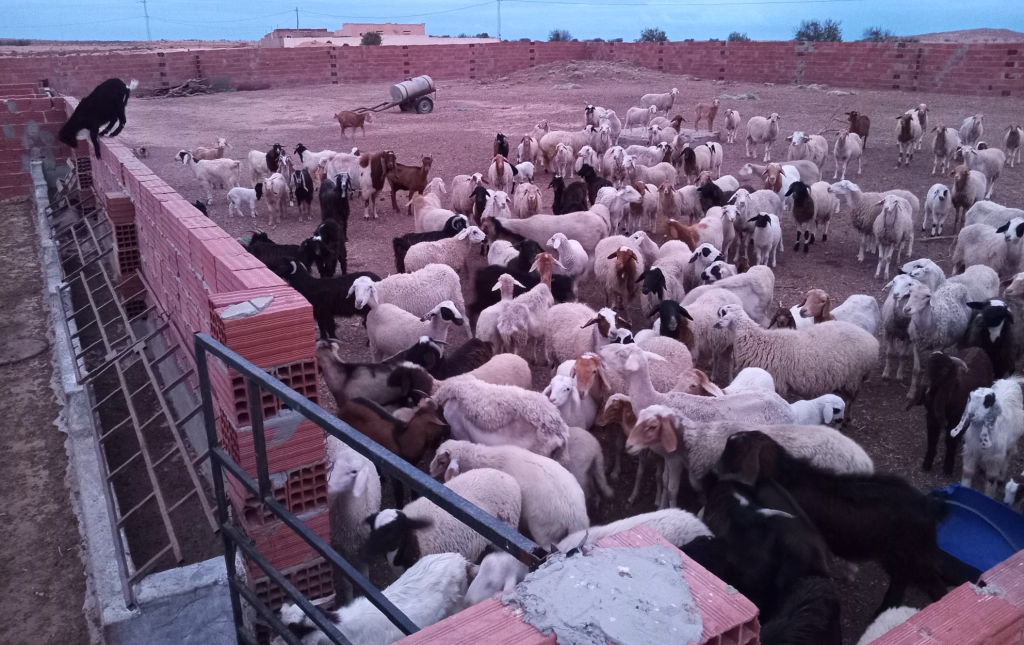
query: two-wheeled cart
353 75 436 115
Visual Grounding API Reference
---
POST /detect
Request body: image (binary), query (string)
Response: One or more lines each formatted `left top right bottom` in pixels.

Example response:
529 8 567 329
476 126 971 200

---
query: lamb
694 99 720 130
192 137 230 161
960 114 984 146
363 297 465 362
362 468 521 570
58 78 137 159
951 377 1024 497
789 394 846 427
393 215 467 273
574 145 601 175
959 144 1006 199
553 143 574 178
723 109 742 144
714 303 879 408
728 188 784 260
923 183 953 237
763 162 801 205
796 289 881 335
931 125 961 175
347 264 467 322
384 152 433 214
513 161 535 185
543 304 619 365
749 213 782 267
464 549 530 606
715 430 943 614
873 194 914 280
855 607 920 645
539 126 595 171
274 553 471 645
625 105 659 132
594 183 641 233
832 130 863 180
403 226 486 275
895 112 922 167
682 265 775 328
828 180 919 263
746 113 781 162
952 219 1024 277
904 280 972 392
450 173 486 216
881 274 917 381
544 374 597 430
226 184 262 218
640 88 679 114
546 233 589 280
949 165 988 232
486 210 611 256
433 377 569 464
430 440 588 549
1005 125 1023 167
175 150 240 204
511 182 542 219
563 425 615 506
786 130 828 167
556 509 711 553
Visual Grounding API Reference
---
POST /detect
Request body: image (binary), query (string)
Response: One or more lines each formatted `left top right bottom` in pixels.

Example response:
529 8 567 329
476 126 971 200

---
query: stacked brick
60 97 332 611
1 41 1022 98
0 82 73 200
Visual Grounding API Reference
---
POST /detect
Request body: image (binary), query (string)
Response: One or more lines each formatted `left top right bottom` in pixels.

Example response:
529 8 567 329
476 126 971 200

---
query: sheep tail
127 79 139 91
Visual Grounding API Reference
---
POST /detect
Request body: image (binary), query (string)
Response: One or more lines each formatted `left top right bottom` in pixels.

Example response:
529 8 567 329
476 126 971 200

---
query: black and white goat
320 172 353 241
291 169 314 221
59 78 138 159
298 219 346 278
273 261 380 338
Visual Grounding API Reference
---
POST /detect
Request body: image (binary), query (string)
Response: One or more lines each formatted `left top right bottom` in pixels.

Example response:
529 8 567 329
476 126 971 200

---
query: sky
2 0 1022 43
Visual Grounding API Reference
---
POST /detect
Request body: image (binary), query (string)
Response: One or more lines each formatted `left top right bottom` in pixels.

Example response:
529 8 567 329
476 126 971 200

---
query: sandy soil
120 61 1024 643
0 199 91 645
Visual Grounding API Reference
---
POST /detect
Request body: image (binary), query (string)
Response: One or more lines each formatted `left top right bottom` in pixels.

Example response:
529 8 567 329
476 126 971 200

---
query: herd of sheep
60 76 1024 645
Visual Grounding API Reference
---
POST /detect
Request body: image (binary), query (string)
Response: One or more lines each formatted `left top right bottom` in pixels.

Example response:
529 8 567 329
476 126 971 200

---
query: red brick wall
0 83 73 200
2 41 1020 98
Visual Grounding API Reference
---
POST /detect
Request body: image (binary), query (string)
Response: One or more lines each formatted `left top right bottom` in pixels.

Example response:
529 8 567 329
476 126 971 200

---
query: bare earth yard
120 60 1024 644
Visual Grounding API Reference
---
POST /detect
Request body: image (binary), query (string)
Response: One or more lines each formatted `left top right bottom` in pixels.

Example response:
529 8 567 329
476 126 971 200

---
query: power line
302 1 497 20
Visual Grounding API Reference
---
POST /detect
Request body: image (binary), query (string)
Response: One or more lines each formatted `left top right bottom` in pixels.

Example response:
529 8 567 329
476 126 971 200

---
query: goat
299 220 346 277
384 152 433 214
493 133 510 158
273 261 381 338
320 173 353 241
845 111 871 149
291 169 314 221
58 78 137 159
335 110 373 137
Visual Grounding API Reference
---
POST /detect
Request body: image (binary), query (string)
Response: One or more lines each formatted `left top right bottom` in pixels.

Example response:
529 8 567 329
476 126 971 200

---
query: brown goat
665 219 701 249
694 99 720 131
799 289 835 323
335 110 373 137
528 251 558 289
191 137 229 161
762 163 785 193
672 368 724 397
845 111 871 149
383 151 433 214
607 247 641 312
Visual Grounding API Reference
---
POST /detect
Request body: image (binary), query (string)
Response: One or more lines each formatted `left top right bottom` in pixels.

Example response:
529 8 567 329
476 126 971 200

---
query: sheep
699 260 738 285
718 108 740 144
433 375 569 464
895 112 922 167
544 373 597 430
679 145 711 184
828 180 919 263
563 425 614 506
930 125 961 175
364 297 465 362
682 264 775 328
271 261 379 337
430 440 588 549
904 280 972 393
403 226 486 276
872 194 914 280
513 161 535 184
393 215 467 273
298 219 345 278
627 182 660 232
855 607 920 645
637 248 690 314
486 154 515 196
481 190 512 223
493 132 510 159
625 105 659 133
192 137 230 161
175 150 241 204
590 123 614 160
58 78 137 159
946 164 988 232
694 99 720 130
845 110 872 148
640 88 679 114
486 240 520 268
595 236 646 313
486 210 611 256
294 143 337 188
557 509 710 554
959 144 1005 199
715 430 944 615
226 184 262 218
246 143 285 186
263 173 290 227
595 185 643 234
748 212 782 267
347 264 466 323
966 299 1017 378
604 147 633 187
510 182 541 219
728 188 784 260
901 258 999 305
363 468 521 571
352 151 388 220
880 274 917 381
789 394 846 427
322 433 383 604
786 130 828 166
574 145 601 175
951 377 1024 497
386 354 533 401
411 195 460 234
952 220 1024 277
965 201 1024 229
960 114 984 146
539 126 595 171
274 553 471 645
464 549 530 606
739 160 820 188
797 290 881 335
625 158 677 189
546 233 589 280
384 152 433 214
923 184 953 237
552 143 575 179
1005 125 1023 167
906 349 994 475
543 304 619 365
715 303 878 408
832 130 863 180
746 113 781 161
450 173 486 216
548 174 590 215
397 336 493 381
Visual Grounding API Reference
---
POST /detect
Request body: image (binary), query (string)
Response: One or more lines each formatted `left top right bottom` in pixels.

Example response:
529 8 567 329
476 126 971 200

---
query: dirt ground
0 199 91 645
121 61 1024 643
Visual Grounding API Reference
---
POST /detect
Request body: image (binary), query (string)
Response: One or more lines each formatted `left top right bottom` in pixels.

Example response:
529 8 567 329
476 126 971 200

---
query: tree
728 32 751 42
638 27 668 43
360 32 382 46
476 32 490 38
548 29 572 42
862 26 896 42
795 19 842 42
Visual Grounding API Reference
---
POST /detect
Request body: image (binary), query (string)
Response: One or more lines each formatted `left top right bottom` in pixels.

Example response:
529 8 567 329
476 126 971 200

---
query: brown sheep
335 110 373 137
845 111 871 149
694 99 720 131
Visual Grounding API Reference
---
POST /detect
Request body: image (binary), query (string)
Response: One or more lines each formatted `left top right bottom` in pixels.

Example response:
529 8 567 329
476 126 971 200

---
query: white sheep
450 173 486 216
476 273 523 355
724 367 776 394
950 165 988 231
964 201 1024 229
539 126 595 170
952 220 1024 278
273 553 471 645
1005 124 1023 168
192 137 230 161
365 299 464 361
828 180 919 263
553 142 575 178
855 607 920 645
595 235 646 312
723 109 741 144
518 134 541 167
873 194 914 280
746 113 781 161
595 185 643 233
591 124 614 159
640 88 679 114
832 131 863 180
960 114 984 146
514 161 535 184
543 304 619 365
488 210 611 256
699 259 738 284
511 182 542 219
931 125 961 175
880 274 916 381
683 265 776 328
326 434 382 604
348 264 467 320
715 303 879 407
729 188 784 261
501 281 553 359
674 287 743 383
749 212 782 267
544 374 597 430
625 105 659 132
434 377 570 464
923 184 954 237
404 226 487 275
481 190 512 221
575 145 601 174
226 184 262 218
430 440 588 550
599 110 623 145
263 172 289 227
789 394 846 427
465 550 529 606
487 155 515 196
625 159 677 189
556 509 711 553
904 280 971 392
487 240 519 267
565 425 615 505
786 130 828 166
412 195 461 234
175 150 240 204
629 181 660 232
960 145 1006 199
895 112 923 167
951 377 1024 497
629 230 690 267
900 258 999 303
626 143 669 169
547 232 589 279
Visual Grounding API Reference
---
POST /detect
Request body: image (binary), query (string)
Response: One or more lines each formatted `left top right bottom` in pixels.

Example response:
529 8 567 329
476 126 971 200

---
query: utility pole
497 0 501 40
140 0 152 40
295 7 299 28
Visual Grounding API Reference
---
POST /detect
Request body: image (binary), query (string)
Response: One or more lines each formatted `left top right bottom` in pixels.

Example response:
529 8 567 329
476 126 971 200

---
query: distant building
336 23 426 37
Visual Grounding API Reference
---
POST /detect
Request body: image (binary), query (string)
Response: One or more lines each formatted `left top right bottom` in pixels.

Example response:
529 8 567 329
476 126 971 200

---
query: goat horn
427 338 448 346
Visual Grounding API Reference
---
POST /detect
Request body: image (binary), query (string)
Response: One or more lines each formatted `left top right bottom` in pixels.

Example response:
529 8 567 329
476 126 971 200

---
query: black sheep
577 164 612 206
471 185 490 225
319 173 352 241
392 215 468 273
58 78 137 159
548 175 589 214
965 299 1016 378
758 577 842 645
719 430 949 614
696 180 735 213
298 219 346 277
468 262 573 329
397 337 494 380
272 260 380 339
785 181 815 253
646 299 694 349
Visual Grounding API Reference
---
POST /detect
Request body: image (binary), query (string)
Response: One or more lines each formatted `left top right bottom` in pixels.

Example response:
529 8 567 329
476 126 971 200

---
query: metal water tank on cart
353 75 436 115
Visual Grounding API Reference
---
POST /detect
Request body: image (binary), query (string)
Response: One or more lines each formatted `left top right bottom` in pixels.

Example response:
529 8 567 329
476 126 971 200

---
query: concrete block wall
0 83 73 200
59 94 332 608
1 41 1020 99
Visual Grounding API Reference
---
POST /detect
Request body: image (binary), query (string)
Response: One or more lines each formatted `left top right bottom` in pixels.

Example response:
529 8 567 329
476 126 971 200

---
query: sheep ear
645 351 667 363
821 405 834 425
659 418 678 452
491 283 501 291
353 466 370 498
445 459 460 481
529 260 540 273
996 222 1010 233
967 301 986 310
607 252 618 259
455 228 470 240
679 307 693 321
513 279 527 288
624 354 641 372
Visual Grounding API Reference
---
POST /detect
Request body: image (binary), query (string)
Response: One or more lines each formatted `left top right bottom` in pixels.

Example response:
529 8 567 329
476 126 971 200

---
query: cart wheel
415 97 434 114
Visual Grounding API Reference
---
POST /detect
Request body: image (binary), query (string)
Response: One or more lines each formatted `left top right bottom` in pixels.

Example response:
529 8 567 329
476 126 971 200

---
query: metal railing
195 333 545 645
